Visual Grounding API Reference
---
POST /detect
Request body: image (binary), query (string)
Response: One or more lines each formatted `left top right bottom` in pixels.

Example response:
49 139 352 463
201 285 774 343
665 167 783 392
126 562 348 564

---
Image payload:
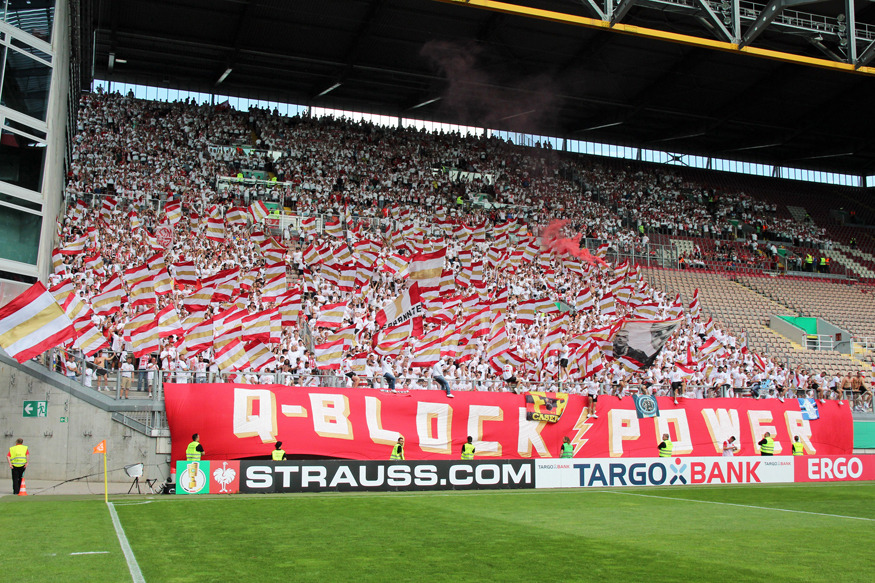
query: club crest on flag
798 398 820 420
634 395 660 418
524 391 568 423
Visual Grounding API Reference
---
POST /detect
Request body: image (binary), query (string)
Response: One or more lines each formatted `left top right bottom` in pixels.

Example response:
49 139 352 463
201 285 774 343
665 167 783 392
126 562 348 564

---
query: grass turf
2 483 874 582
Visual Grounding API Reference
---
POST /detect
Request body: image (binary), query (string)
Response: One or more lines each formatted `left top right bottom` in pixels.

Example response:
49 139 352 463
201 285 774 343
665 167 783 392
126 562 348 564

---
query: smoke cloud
420 40 562 134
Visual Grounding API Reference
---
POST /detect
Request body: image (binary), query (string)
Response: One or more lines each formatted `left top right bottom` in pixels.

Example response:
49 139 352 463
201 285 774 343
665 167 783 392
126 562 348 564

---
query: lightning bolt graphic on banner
571 408 593 455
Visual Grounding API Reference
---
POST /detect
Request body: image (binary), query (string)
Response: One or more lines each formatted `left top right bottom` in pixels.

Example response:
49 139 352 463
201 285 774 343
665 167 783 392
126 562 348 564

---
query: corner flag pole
93 439 108 502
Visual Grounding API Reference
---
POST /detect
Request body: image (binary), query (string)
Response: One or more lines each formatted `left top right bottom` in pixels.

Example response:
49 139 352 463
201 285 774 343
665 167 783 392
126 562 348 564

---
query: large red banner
164 384 853 462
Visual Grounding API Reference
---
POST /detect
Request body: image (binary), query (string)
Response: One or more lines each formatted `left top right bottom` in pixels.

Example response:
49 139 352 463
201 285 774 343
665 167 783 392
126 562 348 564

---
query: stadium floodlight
499 109 536 121
216 67 233 86
410 97 441 110
316 82 342 97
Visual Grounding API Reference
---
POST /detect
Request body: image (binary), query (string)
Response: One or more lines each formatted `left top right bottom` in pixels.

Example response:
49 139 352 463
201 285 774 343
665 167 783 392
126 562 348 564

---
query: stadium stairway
786 205 810 223
0 353 170 483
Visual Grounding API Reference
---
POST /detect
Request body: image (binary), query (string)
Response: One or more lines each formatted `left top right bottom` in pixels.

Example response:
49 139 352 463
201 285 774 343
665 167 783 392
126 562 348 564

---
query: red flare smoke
541 220 608 267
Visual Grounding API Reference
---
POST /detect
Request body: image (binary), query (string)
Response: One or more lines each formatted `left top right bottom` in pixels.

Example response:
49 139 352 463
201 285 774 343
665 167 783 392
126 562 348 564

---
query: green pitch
3 483 875 582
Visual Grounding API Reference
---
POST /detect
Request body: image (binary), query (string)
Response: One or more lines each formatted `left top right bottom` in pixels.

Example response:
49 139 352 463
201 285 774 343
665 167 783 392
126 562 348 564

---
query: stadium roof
81 0 875 176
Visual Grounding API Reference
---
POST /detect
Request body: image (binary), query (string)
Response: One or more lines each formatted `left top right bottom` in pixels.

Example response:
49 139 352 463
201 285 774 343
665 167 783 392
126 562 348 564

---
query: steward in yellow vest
461 436 475 460
391 437 405 460
272 441 286 461
658 434 673 457
186 433 204 461
792 436 804 456
560 436 574 458
7 438 29 495
758 432 775 456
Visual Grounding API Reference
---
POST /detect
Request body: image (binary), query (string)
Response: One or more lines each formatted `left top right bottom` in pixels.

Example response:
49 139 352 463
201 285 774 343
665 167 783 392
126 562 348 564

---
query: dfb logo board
175 461 240 494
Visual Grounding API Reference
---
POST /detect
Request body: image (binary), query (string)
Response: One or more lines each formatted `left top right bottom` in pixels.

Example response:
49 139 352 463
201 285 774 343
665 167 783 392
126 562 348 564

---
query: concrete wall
816 320 852 354
0 359 171 485
37 0 71 281
769 315 807 346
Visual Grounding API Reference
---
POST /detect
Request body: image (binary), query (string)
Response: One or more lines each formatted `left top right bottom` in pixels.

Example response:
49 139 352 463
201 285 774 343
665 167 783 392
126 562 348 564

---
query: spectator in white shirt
431 358 454 398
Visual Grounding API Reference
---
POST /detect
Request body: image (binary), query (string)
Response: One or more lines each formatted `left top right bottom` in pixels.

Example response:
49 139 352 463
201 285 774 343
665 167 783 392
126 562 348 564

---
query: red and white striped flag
324 219 344 238
156 305 184 338
411 337 443 368
129 317 161 358
163 202 183 225
316 302 347 329
74 321 109 357
205 216 225 242
409 248 446 282
100 196 117 220
315 339 344 370
300 216 318 237
599 292 617 317
245 341 278 372
49 279 76 311
374 282 423 329
242 310 273 344
248 201 270 224
171 261 198 286
226 207 248 225
689 288 701 321
0 282 76 363
182 316 214 356
214 338 250 371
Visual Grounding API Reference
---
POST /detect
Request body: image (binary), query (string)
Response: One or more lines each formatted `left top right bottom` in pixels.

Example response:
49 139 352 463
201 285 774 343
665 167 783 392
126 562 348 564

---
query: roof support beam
610 0 636 26
740 0 825 49
808 36 844 63
857 38 875 70
693 0 734 43
578 0 606 21
844 0 857 64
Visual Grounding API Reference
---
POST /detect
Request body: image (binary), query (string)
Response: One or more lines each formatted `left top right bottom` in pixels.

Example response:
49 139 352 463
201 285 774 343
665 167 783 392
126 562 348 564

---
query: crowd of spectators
48 88 871 410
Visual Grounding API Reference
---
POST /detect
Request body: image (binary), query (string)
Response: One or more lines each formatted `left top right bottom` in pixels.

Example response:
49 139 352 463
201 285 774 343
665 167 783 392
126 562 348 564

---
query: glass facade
0 127 45 191
0 2 55 278
1 43 52 120
1 1 55 44
0 202 41 264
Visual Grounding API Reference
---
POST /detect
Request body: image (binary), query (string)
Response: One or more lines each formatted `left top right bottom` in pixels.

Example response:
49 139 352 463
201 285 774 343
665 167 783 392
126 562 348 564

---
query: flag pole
103 450 108 503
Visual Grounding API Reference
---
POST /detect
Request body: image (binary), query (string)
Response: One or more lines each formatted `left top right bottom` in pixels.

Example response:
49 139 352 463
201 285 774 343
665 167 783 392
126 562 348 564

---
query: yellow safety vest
760 436 775 455
390 444 404 460
8 445 28 467
461 443 475 460
792 442 804 456
659 439 673 457
560 443 573 458
271 449 285 461
186 441 202 461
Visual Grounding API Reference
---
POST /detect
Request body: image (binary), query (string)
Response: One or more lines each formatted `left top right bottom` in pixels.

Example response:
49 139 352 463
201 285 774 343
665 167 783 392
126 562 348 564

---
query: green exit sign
60 417 68 423
23 401 47 418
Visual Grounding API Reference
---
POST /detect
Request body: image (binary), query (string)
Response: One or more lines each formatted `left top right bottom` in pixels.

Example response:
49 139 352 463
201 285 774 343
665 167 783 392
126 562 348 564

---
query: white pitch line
107 502 146 583
598 490 875 522
70 551 110 556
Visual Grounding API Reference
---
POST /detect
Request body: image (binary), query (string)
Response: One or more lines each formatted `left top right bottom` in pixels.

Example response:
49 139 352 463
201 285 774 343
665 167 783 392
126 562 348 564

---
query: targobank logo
572 459 688 487
669 459 688 484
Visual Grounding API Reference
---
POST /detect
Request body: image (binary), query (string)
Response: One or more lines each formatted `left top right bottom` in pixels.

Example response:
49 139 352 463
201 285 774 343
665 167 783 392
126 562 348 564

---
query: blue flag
798 398 820 420
634 395 660 418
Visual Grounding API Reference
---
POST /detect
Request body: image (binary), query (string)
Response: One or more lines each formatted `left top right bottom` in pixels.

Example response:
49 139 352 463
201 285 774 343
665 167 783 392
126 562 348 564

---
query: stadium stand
6 88 859 411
